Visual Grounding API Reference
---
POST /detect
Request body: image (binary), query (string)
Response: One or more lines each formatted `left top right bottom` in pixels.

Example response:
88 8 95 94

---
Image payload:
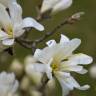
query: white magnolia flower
40 0 72 14
0 0 44 47
0 72 19 96
29 34 93 96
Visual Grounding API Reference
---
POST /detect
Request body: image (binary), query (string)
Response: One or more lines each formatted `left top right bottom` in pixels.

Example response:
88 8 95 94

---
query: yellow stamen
51 61 59 71
7 27 13 36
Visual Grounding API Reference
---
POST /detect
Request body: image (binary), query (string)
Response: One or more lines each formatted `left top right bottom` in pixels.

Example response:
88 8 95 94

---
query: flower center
51 64 58 71
51 60 59 71
7 27 13 37
1 26 13 38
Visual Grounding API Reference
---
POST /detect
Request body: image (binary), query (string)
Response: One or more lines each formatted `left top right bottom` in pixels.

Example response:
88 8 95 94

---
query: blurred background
0 0 96 96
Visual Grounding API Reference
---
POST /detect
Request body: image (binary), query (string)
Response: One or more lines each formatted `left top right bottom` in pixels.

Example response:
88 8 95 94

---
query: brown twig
16 12 84 53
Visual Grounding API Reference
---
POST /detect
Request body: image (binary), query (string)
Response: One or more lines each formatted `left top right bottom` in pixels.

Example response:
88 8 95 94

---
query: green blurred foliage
0 0 96 96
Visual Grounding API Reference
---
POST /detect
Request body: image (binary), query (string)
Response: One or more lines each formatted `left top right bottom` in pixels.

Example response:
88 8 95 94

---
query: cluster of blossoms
0 0 94 96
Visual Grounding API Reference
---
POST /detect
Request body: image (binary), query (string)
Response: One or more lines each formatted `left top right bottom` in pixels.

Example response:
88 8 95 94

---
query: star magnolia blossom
0 0 44 47
0 72 19 96
27 34 93 96
40 0 72 14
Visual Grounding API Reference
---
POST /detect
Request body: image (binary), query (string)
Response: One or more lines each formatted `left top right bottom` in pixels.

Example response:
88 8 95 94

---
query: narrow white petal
9 2 22 24
57 78 70 96
55 71 71 77
0 0 16 7
46 68 52 80
22 17 44 31
34 48 53 64
67 38 81 53
55 38 81 61
61 65 83 72
46 40 56 47
52 0 72 13
55 72 70 96
55 72 74 90
40 0 59 13
76 69 88 74
67 76 80 88
2 39 14 46
67 76 90 90
60 34 70 44
69 53 93 65
34 49 42 60
77 85 90 90
46 58 53 79
0 3 12 30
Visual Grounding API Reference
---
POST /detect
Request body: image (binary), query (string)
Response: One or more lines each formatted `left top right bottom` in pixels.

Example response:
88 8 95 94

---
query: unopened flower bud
20 76 31 91
30 89 42 96
71 12 85 20
89 64 96 79
10 59 24 77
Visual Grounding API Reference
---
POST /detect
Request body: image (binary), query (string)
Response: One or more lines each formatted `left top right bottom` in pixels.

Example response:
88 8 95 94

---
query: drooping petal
22 17 44 31
57 77 70 96
69 53 93 65
66 76 90 90
76 85 90 90
52 0 72 13
56 72 90 91
60 34 70 44
2 38 14 46
55 71 74 90
46 40 56 47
